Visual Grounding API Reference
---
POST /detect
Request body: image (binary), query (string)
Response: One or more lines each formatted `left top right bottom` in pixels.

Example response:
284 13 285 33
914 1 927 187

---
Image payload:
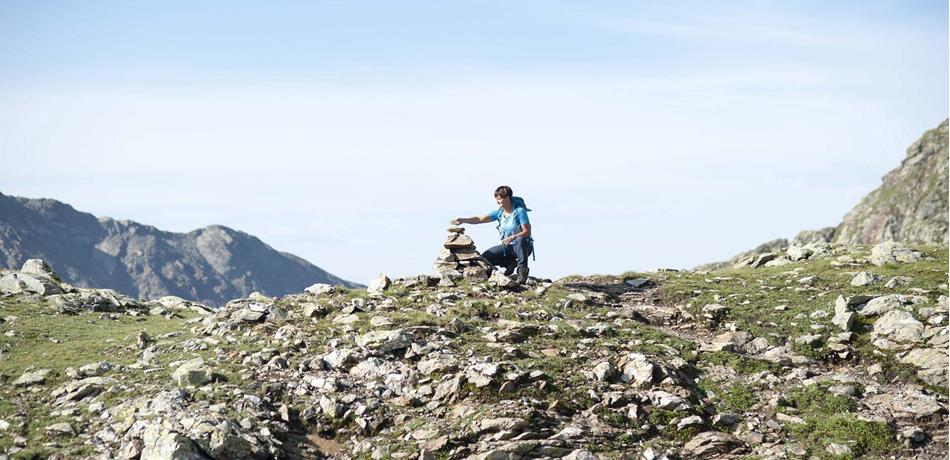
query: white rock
870 241 922 266
367 274 391 294
872 310 925 344
850 271 882 287
826 443 852 456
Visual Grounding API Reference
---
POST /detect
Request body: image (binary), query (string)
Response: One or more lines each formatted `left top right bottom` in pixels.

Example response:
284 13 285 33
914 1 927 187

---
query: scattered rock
367 274 391 294
45 422 75 437
870 241 922 266
850 271 882 287
682 431 741 456
872 310 924 344
826 443 851 456
172 358 213 387
13 369 51 387
356 330 412 354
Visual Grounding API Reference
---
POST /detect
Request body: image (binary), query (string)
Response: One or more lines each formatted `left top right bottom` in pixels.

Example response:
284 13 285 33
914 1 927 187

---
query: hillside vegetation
0 240 946 459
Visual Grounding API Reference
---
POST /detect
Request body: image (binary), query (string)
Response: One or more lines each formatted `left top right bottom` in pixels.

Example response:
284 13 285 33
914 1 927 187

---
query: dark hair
494 185 513 199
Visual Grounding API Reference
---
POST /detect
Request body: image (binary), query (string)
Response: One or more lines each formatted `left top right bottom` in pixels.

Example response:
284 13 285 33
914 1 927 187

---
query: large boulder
20 259 60 280
901 347 949 387
869 242 922 266
872 310 925 345
367 274 391 294
141 423 210 460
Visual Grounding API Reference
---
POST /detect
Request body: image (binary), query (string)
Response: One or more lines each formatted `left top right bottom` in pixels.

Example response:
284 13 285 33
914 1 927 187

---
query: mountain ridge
0 193 359 305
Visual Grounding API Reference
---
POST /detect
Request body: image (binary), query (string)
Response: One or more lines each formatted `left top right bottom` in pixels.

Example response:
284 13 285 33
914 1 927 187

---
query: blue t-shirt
489 207 530 240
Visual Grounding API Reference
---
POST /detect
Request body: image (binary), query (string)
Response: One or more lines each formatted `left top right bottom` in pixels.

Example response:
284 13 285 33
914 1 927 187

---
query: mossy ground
624 244 947 459
0 298 206 457
0 244 946 458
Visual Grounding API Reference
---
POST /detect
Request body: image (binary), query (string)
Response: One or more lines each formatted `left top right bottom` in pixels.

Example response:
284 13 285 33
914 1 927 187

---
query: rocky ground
0 241 947 459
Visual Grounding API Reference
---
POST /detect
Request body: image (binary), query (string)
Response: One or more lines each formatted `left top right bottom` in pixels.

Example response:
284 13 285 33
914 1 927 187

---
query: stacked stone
433 227 492 281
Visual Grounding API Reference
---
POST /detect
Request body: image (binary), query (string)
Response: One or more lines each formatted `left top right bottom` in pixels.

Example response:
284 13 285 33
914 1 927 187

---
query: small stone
832 309 855 332
794 334 822 347
356 330 412 353
45 422 75 437
872 310 924 344
749 253 777 268
885 276 914 288
368 274 391 294
712 413 737 426
677 415 704 429
592 361 616 381
444 233 475 249
850 271 882 287
776 413 806 425
13 369 51 387
683 431 740 456
825 443 851 456
172 358 212 387
625 278 652 288
305 283 335 296
900 425 926 443
786 246 813 261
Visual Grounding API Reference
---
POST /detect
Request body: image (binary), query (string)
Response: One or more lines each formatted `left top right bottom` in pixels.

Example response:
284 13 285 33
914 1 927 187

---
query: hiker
449 185 533 284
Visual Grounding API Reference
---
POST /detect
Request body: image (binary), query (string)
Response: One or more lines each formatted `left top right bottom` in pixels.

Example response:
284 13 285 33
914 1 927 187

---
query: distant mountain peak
0 194 358 305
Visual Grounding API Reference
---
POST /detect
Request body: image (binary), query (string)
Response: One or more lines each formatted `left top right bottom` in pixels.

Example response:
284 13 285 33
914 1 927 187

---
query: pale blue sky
1 1 947 284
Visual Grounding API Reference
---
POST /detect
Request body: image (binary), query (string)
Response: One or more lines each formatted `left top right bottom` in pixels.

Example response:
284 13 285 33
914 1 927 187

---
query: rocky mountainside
833 119 949 245
696 119 949 272
0 193 358 305
0 239 946 459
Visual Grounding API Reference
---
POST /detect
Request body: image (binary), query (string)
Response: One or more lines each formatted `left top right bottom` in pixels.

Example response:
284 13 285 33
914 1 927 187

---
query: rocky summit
0 193 359 306
0 241 947 459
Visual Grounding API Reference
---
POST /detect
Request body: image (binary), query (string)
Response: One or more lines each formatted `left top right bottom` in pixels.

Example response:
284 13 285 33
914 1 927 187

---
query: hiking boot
503 260 518 277
515 266 529 285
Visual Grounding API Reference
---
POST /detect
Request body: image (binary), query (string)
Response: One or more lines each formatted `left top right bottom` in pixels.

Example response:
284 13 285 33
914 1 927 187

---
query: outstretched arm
450 215 492 225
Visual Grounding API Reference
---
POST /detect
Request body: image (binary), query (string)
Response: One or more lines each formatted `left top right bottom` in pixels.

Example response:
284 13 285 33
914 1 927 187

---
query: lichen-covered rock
140 423 209 460
683 431 742 456
13 369 51 387
356 329 412 354
872 310 925 345
172 358 212 387
870 241 923 266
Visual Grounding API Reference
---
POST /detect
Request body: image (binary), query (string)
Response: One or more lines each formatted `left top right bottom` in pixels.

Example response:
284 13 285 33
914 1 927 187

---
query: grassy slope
0 244 946 459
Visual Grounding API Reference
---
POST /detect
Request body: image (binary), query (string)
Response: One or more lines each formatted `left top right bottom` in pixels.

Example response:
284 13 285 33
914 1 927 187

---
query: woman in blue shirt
450 185 533 284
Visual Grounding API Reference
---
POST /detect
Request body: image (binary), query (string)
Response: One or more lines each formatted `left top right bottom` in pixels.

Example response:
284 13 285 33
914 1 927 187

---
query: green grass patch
0 299 197 378
700 351 780 375
782 384 857 416
788 414 897 459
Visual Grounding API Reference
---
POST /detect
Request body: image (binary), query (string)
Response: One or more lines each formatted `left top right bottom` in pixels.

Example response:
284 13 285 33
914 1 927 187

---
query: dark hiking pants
482 236 532 268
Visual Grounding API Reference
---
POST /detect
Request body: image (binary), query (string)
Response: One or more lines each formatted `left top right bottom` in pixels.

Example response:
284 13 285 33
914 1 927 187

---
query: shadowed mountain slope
0 194 358 305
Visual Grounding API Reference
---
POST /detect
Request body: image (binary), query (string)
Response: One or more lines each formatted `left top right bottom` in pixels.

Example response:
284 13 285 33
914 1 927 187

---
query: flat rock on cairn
433 227 492 282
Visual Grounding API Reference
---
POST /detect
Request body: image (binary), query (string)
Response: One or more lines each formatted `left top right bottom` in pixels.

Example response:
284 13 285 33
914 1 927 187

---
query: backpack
511 196 531 212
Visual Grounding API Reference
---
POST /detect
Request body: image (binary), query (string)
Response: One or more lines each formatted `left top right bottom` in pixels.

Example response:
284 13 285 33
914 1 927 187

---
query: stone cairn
433 227 492 283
